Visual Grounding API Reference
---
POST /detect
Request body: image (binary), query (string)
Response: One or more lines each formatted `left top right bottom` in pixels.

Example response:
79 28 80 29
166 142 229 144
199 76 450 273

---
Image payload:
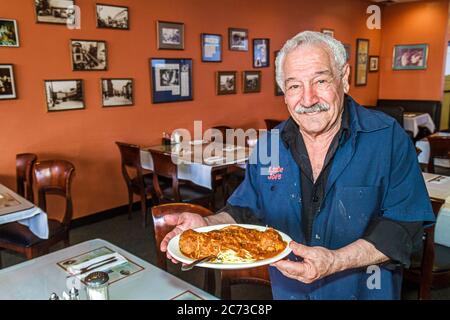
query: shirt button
270 186 275 191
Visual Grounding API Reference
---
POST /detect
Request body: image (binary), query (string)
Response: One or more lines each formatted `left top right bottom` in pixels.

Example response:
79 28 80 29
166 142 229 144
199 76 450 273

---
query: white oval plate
167 224 293 270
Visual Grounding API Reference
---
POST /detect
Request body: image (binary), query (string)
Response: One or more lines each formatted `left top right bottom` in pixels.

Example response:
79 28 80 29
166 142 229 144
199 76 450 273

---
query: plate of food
167 224 293 269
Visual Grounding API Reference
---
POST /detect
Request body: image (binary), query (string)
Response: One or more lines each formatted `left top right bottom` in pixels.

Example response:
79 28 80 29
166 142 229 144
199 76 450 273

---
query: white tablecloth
416 138 450 168
0 184 49 239
140 143 248 189
404 113 435 137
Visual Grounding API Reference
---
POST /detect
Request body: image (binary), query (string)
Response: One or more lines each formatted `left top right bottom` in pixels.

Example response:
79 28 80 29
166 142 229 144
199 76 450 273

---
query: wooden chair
403 198 450 299
116 142 156 227
151 203 272 299
264 119 282 130
0 160 75 260
16 153 38 202
427 135 450 173
149 151 214 210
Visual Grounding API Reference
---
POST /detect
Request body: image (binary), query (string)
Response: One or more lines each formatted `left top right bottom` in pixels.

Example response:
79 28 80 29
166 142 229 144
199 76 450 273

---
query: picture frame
101 78 133 107
150 58 193 104
242 71 261 93
228 28 248 51
369 56 379 72
35 0 76 25
157 21 184 50
96 4 129 30
274 50 283 96
321 28 334 38
392 44 428 70
216 71 237 95
0 19 19 47
44 79 85 112
201 33 222 62
0 64 17 100
70 39 107 71
253 38 270 68
355 38 369 86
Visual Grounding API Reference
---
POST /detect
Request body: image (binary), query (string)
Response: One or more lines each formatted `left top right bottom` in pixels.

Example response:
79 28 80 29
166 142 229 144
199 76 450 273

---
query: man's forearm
331 239 390 274
204 211 236 225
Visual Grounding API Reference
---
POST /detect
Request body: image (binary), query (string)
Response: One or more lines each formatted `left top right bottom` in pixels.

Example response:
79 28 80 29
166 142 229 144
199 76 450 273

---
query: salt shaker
84 271 109 300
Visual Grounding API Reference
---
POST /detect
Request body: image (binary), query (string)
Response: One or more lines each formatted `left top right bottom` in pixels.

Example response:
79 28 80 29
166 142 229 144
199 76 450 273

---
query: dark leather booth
376 99 442 131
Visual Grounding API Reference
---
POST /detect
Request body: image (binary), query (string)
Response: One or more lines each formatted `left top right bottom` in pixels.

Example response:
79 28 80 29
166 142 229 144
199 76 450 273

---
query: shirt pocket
329 186 381 247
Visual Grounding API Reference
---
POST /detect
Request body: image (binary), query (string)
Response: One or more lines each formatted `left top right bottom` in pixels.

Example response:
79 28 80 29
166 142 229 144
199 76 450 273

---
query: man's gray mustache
294 103 330 114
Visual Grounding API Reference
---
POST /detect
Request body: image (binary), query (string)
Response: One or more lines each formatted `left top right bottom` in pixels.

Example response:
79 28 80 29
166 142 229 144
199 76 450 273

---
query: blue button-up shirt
227 95 435 300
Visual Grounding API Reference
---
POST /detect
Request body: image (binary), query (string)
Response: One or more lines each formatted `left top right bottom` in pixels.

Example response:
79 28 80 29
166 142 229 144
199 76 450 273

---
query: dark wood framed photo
369 56 379 72
70 39 107 71
35 0 76 25
0 19 19 47
321 28 334 38
201 33 222 62
253 38 269 68
242 71 261 93
44 79 84 112
157 21 184 50
101 78 133 107
228 28 248 51
0 64 17 100
355 38 369 86
217 71 237 95
150 58 193 103
96 4 129 30
392 44 428 70
274 51 283 96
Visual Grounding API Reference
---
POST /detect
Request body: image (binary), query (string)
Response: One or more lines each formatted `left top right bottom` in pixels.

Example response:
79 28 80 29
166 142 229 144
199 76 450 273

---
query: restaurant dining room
1 0 450 305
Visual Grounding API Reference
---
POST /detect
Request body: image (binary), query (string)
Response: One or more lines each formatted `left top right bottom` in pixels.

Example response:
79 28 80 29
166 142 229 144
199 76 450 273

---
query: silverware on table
427 175 444 183
181 255 216 271
66 256 117 278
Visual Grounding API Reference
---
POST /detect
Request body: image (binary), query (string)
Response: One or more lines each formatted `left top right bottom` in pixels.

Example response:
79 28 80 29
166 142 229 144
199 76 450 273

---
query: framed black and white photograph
96 4 129 30
0 19 19 47
44 79 84 112
369 56 379 72
274 51 283 96
157 21 184 50
253 38 269 68
242 71 261 93
217 71 236 95
355 38 369 86
0 64 17 100
35 0 76 25
101 78 133 107
321 28 335 38
228 28 248 51
150 58 192 103
70 39 107 71
201 33 222 62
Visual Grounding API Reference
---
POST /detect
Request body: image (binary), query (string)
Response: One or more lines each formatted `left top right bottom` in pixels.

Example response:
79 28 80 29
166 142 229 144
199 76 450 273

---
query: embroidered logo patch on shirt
268 166 284 180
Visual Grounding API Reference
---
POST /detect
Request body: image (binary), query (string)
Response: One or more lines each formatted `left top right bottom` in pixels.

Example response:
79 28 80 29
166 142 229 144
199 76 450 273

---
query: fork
181 255 216 271
66 256 117 278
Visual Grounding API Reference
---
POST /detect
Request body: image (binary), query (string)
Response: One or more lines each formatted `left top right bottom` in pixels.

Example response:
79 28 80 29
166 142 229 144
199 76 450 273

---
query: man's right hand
160 212 209 263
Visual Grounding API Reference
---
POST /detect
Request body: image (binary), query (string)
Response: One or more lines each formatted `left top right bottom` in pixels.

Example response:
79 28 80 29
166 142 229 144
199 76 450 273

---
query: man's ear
342 63 350 93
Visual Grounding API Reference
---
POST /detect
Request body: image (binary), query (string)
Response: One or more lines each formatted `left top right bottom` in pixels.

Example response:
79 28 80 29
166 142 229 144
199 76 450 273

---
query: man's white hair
275 31 347 93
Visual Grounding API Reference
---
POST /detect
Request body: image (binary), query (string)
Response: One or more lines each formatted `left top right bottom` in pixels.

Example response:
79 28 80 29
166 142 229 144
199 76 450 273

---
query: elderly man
160 31 435 300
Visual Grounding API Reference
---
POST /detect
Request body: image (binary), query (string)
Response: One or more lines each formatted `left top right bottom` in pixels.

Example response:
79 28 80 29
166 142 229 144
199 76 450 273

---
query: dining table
416 132 450 168
140 141 251 190
0 238 218 300
403 112 435 138
0 183 48 239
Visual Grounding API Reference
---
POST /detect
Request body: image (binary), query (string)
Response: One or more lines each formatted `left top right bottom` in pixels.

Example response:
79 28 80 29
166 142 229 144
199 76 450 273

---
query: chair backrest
34 160 75 227
372 106 405 127
151 203 213 270
149 151 180 202
115 141 146 185
427 135 450 173
16 153 38 202
264 119 282 130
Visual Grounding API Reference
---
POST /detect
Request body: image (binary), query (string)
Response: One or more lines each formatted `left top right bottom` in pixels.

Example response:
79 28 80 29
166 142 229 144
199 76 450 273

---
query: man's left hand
272 241 338 284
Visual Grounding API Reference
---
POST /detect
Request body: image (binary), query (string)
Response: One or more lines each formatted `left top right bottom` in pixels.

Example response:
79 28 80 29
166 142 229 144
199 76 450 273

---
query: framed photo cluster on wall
34 0 76 25
253 38 269 68
101 78 133 107
150 58 193 103
0 64 17 100
44 79 84 112
216 71 237 95
70 39 107 71
0 19 19 47
96 4 129 30
228 28 248 51
201 33 222 62
157 21 184 50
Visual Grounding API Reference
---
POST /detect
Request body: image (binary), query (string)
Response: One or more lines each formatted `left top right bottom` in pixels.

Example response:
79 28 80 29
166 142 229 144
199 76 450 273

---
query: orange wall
378 0 449 101
0 0 381 219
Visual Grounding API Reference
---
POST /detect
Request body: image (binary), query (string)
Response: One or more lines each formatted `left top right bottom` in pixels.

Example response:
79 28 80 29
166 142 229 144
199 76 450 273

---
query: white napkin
67 252 128 275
